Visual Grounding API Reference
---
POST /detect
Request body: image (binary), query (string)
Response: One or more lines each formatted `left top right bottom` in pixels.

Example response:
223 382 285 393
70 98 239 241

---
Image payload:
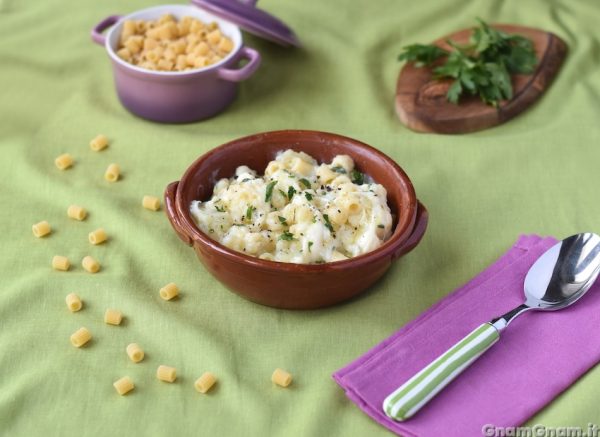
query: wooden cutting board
395 25 568 134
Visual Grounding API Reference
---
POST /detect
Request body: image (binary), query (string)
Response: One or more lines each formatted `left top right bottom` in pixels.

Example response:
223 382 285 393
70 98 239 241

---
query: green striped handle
383 322 500 421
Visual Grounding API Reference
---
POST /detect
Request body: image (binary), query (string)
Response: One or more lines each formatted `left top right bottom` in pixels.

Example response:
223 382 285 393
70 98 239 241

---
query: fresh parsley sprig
398 19 537 106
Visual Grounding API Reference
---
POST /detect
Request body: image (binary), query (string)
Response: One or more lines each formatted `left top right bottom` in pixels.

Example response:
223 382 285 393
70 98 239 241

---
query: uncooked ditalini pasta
271 368 292 387
113 376 134 395
142 195 161 211
104 163 120 182
104 308 123 325
82 256 100 273
116 15 235 72
88 228 107 245
126 343 144 363
159 283 179 300
52 255 70 271
157 365 177 382
194 372 217 393
70 327 92 347
32 221 51 238
67 205 87 221
90 134 109 152
55 153 73 170
65 293 82 312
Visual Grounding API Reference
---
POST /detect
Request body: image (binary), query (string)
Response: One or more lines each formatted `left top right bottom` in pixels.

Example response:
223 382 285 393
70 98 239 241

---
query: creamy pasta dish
190 150 394 264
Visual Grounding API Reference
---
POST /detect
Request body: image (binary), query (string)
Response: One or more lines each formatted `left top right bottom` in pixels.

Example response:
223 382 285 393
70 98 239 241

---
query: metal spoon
383 233 600 422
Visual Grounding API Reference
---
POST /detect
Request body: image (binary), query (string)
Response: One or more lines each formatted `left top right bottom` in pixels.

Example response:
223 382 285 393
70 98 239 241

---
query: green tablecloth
2 0 599 435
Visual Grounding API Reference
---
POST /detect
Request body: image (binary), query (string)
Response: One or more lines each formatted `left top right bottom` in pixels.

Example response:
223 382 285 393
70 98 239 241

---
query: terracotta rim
174 130 419 272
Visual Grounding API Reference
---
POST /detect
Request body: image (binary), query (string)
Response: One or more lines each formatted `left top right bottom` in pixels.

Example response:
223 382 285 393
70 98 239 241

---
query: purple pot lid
191 0 301 47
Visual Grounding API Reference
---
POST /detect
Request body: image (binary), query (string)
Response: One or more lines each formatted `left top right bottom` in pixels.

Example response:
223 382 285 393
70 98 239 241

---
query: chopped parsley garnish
350 169 364 185
322 214 334 233
241 178 250 183
265 181 277 202
308 241 313 252
278 216 288 226
215 205 226 212
246 205 256 220
304 192 313 201
299 178 311 189
287 186 296 200
331 165 347 174
283 169 295 178
377 224 385 229
279 231 295 241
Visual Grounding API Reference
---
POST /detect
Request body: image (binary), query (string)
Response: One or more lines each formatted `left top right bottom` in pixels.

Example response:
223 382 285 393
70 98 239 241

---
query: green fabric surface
1 0 600 435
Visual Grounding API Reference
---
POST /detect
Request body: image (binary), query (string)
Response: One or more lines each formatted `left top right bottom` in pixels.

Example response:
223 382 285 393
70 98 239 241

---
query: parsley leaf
278 216 288 226
215 205 225 212
246 205 255 220
322 214 334 233
279 231 295 241
377 224 385 229
398 19 537 106
265 181 277 202
308 241 313 252
331 165 347 174
287 186 296 200
304 192 313 201
350 169 364 185
398 43 448 67
299 178 311 189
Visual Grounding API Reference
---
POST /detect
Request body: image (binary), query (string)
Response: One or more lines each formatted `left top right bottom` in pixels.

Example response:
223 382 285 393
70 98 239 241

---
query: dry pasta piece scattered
82 255 100 273
126 343 144 363
104 163 120 182
113 376 134 395
157 365 177 383
194 372 217 394
52 255 70 271
55 153 73 170
142 195 161 211
90 134 109 152
32 221 51 238
70 327 91 347
104 308 123 325
67 205 87 221
160 283 179 300
88 228 107 245
271 368 292 387
65 293 82 312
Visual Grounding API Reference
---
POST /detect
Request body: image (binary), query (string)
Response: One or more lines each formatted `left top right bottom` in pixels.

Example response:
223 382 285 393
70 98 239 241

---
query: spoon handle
382 322 500 421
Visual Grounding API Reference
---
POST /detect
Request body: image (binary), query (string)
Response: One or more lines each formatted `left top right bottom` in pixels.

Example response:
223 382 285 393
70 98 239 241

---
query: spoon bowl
524 233 600 309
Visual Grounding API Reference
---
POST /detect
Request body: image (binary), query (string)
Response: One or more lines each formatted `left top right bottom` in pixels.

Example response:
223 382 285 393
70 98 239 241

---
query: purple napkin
333 235 600 437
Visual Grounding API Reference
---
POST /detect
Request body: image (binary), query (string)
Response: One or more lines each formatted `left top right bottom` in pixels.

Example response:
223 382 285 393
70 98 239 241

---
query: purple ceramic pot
91 5 261 123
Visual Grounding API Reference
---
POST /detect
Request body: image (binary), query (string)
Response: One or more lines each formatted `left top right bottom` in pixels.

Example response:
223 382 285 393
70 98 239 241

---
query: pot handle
164 181 193 247
392 201 428 260
217 47 261 82
91 15 121 46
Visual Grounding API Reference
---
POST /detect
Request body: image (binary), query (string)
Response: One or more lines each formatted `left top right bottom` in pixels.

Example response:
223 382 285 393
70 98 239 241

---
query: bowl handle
392 201 428 260
164 181 193 247
91 15 121 46
217 47 261 82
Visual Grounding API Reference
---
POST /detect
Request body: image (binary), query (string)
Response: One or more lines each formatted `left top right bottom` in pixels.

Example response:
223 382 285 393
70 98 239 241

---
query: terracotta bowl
164 130 428 309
